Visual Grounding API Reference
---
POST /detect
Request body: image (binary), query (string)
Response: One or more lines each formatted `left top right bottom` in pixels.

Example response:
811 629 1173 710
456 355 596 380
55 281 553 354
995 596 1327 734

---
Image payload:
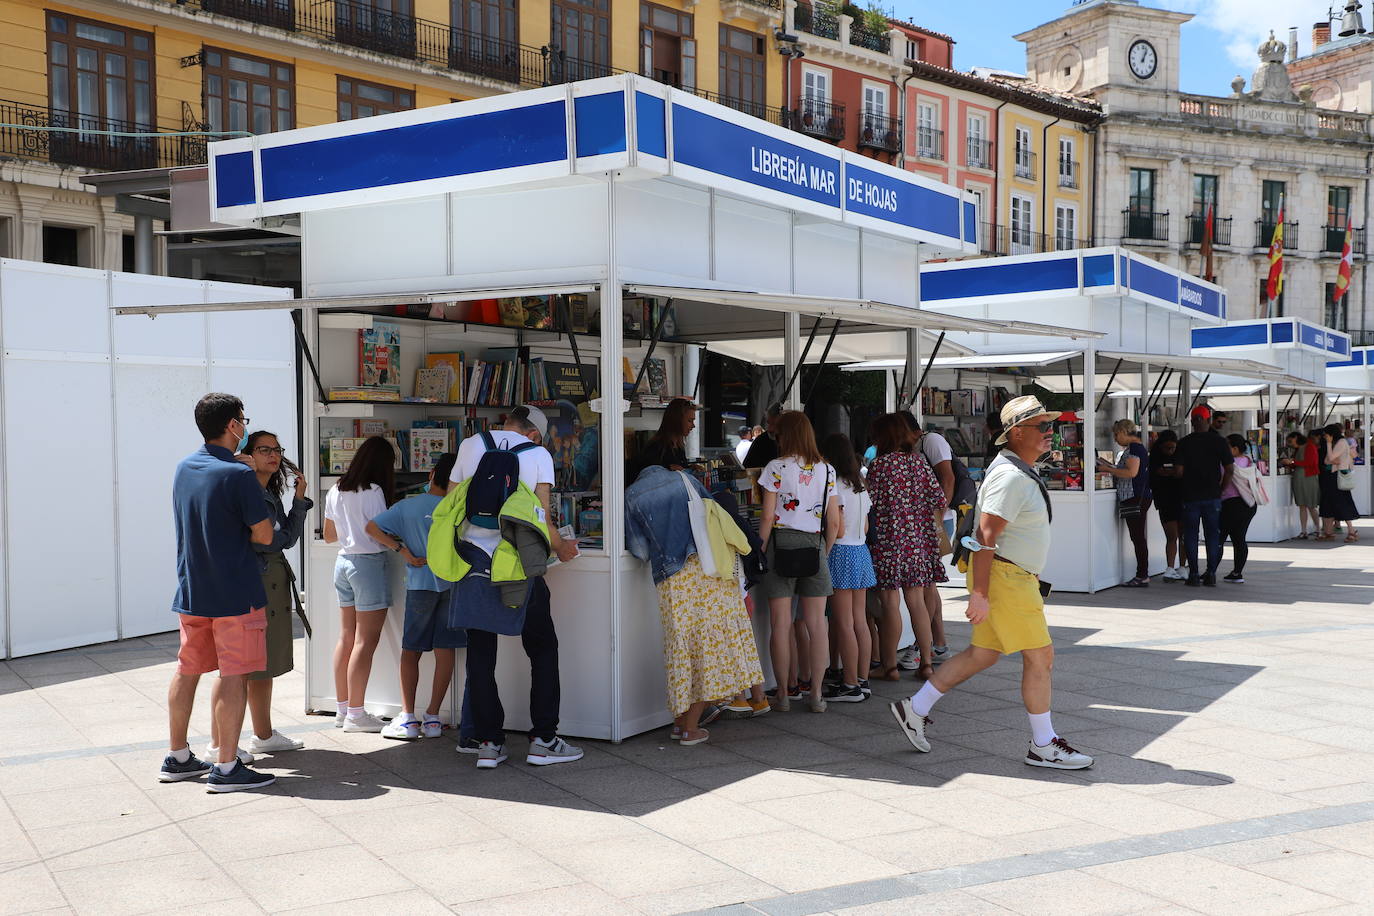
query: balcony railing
1255 220 1299 250
692 88 785 126
916 126 944 160
786 97 845 142
0 99 208 170
1123 209 1169 241
1058 158 1079 189
1013 149 1035 180
979 221 1091 257
857 109 899 153
965 137 992 169
793 2 840 40
848 20 891 53
1186 214 1233 246
200 0 296 30
1350 330 1374 347
1322 224 1367 255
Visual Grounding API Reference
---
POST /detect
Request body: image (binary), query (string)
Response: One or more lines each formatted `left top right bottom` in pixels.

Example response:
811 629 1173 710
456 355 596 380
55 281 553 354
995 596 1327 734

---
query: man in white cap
450 404 581 769
890 395 1093 770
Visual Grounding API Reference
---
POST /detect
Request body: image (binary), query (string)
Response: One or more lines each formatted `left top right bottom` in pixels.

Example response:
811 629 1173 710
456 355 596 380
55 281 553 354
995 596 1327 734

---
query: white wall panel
111 278 208 361
305 196 448 286
713 195 789 293
6 359 119 655
616 181 709 281
452 184 609 277
861 233 916 306
794 222 860 300
1 260 110 354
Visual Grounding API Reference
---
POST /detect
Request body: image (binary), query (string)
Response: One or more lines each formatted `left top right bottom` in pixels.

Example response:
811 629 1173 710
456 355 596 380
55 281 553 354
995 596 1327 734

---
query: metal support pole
1095 358 1123 413
803 320 841 407
912 331 946 408
1141 362 1151 438
133 212 155 275
1083 346 1098 593
1268 382 1279 539
1186 374 1210 414
783 312 801 411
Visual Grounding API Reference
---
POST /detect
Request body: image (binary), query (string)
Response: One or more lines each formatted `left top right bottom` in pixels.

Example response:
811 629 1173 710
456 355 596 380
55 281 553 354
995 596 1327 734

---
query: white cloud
1174 0 1339 69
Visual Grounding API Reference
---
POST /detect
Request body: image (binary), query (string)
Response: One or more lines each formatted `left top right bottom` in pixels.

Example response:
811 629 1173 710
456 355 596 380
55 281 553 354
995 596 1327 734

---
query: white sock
1029 711 1057 746
214 760 236 775
347 706 365 720
909 681 945 717
422 714 441 723
171 746 191 764
336 701 348 718
397 712 419 724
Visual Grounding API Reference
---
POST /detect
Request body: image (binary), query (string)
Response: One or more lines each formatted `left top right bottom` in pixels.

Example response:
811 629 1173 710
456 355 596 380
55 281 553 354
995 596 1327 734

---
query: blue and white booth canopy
207 74 979 255
1193 318 1351 386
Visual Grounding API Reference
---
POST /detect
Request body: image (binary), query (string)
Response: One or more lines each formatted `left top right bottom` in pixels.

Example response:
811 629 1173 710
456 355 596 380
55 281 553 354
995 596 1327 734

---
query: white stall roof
843 350 1082 372
114 284 599 317
1194 318 1353 362
1106 384 1266 399
206 75 978 255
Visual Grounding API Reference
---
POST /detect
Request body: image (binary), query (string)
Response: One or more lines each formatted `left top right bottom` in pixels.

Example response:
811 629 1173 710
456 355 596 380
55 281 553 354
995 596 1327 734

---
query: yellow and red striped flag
1334 217 1354 304
1265 202 1285 303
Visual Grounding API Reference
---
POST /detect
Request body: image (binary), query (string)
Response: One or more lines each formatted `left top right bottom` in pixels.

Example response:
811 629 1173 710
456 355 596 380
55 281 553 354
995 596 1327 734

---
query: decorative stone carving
1250 31 1299 102
1231 75 1247 97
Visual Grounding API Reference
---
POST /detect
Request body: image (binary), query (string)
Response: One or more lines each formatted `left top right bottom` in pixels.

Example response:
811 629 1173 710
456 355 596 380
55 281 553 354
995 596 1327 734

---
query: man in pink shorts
159 393 277 792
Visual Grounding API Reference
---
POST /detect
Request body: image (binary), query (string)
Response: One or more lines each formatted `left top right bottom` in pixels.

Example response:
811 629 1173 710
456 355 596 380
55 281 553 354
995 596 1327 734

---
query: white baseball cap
513 404 549 438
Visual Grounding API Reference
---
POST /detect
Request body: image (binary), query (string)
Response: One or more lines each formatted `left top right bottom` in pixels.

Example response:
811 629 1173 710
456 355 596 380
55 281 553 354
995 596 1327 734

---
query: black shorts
1156 502 1183 524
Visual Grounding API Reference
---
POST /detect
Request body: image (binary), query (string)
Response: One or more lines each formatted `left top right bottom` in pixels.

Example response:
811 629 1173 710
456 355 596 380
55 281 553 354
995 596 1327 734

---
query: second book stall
120 75 1100 739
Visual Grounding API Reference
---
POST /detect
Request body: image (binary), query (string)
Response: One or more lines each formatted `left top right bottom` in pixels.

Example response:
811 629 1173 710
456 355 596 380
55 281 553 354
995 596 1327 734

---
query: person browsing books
628 397 696 484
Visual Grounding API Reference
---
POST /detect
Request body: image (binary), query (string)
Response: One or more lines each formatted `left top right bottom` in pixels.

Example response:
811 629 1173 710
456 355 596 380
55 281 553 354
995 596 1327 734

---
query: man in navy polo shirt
159 393 278 792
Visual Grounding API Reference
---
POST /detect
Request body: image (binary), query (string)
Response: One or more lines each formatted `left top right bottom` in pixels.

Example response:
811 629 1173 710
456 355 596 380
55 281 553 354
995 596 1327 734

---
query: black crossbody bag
771 465 831 578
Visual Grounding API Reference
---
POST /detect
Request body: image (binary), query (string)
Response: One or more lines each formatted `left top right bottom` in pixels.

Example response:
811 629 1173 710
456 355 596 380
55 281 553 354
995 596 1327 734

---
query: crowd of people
161 389 1360 791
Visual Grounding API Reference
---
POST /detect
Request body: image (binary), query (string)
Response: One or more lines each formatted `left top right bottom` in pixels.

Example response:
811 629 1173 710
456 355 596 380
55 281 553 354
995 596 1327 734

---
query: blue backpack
465 430 538 530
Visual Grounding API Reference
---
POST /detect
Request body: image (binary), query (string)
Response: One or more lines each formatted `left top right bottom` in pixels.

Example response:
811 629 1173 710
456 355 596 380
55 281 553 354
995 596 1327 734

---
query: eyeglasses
252 446 285 457
1016 421 1054 433
236 416 251 428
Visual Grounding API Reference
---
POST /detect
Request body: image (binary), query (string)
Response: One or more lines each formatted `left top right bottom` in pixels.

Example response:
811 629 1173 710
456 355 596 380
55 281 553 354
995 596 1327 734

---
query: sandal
1123 577 1149 588
1296 532 1309 540
1345 533 1359 543
680 728 710 746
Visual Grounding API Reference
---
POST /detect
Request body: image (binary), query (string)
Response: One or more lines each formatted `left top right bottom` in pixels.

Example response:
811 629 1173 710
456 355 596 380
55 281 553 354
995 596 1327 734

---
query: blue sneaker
158 751 212 783
206 760 277 793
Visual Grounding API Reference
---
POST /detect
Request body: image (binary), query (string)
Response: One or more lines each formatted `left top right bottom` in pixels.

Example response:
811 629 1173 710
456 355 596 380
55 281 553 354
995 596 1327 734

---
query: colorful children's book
424 352 465 401
409 429 451 472
414 367 451 401
358 322 401 390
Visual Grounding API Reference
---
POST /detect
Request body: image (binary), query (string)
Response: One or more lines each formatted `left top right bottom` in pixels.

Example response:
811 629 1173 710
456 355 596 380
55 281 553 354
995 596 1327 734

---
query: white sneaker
888 700 931 753
1162 567 1183 581
421 719 443 739
931 645 951 664
476 741 507 769
526 736 584 766
249 731 304 754
896 646 919 670
341 712 386 733
204 743 254 765
1025 737 1094 770
381 718 420 740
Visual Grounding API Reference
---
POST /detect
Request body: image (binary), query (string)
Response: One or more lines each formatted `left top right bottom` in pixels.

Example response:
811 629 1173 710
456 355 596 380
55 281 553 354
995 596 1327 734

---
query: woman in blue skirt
821 434 877 702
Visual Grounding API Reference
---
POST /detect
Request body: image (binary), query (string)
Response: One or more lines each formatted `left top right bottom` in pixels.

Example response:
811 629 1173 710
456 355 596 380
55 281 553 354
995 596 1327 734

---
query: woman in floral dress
867 412 948 682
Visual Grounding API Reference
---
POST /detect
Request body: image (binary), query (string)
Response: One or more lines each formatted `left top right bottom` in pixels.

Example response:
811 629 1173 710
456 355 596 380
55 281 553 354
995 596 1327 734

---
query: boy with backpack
441 406 581 770
364 452 475 742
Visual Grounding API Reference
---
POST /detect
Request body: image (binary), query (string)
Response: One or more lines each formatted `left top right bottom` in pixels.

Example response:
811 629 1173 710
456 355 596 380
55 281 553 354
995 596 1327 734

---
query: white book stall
1324 346 1373 517
118 75 1098 739
851 249 1304 592
1190 319 1361 540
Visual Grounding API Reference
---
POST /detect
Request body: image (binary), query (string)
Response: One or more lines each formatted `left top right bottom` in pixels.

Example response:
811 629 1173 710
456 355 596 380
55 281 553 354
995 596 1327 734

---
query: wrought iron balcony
793 2 840 40
786 97 845 142
1322 224 1367 255
857 109 899 153
1187 214 1232 246
200 0 295 30
1123 209 1169 242
1058 158 1079 189
916 126 944 161
1013 149 1035 180
691 89 785 126
0 99 208 170
979 222 1090 257
965 137 992 169
848 20 891 53
1255 220 1299 250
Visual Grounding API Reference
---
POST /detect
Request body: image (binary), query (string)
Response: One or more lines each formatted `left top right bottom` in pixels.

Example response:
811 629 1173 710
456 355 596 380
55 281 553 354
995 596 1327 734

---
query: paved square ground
3 525 1372 915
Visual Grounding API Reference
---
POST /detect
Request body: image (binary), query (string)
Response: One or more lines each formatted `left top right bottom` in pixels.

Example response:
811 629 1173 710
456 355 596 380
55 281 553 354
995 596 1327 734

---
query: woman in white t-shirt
758 412 841 713
820 433 875 704
323 436 396 733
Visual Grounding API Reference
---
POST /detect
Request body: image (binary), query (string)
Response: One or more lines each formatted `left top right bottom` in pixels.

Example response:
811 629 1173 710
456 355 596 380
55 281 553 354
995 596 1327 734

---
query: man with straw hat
890 395 1094 770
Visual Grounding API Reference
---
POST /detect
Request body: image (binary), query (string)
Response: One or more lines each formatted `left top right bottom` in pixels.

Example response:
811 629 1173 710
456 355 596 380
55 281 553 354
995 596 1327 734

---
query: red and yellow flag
1334 217 1354 303
1265 202 1285 303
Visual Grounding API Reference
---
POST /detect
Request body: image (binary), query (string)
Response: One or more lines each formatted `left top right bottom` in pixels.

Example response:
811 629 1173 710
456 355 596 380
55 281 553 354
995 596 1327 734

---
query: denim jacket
625 465 710 584
253 488 313 571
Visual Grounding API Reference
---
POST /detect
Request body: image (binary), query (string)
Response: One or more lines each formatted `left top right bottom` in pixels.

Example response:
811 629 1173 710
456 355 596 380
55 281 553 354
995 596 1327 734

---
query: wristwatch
392 541 405 553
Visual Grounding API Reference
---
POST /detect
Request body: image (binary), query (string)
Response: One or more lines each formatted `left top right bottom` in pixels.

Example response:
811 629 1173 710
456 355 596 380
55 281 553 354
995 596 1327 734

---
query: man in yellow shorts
890 395 1093 770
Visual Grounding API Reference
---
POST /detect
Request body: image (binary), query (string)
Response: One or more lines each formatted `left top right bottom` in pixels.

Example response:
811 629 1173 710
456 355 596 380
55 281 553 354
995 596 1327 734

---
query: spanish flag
1334 217 1353 304
1265 200 1285 303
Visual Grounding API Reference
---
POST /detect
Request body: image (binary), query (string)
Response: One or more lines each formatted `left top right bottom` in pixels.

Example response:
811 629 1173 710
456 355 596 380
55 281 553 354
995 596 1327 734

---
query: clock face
1129 39 1157 79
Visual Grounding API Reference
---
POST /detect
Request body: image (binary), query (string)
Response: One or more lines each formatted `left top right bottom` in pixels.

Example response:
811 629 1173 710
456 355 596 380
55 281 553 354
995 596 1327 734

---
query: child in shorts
365 452 471 741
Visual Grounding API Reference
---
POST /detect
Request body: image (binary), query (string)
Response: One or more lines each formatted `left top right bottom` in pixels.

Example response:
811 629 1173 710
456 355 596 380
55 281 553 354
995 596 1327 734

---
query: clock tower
1014 0 1192 97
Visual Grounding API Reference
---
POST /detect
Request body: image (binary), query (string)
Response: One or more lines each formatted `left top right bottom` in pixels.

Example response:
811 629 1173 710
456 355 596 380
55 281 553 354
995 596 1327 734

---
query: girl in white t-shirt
758 412 841 713
821 433 876 703
323 436 396 733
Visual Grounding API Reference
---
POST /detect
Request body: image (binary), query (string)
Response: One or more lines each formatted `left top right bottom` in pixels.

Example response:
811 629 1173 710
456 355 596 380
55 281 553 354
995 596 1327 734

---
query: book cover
565 294 589 333
424 352 464 401
544 361 592 401
496 298 525 328
409 429 451 472
358 322 401 390
644 357 668 398
414 367 451 401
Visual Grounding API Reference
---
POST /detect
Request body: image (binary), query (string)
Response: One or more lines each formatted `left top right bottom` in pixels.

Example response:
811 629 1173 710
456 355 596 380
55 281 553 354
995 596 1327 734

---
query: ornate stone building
1017 0 1373 342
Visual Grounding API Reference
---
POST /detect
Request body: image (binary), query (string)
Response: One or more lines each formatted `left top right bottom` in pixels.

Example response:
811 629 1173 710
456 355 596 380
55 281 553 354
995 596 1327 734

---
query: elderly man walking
890 395 1093 770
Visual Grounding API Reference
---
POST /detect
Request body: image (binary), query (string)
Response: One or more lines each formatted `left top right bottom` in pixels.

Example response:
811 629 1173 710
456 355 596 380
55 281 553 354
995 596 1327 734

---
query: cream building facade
1017 0 1374 342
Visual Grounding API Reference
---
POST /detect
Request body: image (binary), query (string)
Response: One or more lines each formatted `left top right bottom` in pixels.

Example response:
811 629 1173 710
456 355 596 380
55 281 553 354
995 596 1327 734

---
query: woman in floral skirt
866 412 948 682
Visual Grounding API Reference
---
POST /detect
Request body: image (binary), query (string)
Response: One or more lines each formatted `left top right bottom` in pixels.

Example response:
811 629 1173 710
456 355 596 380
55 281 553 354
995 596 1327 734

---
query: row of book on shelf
920 386 1013 418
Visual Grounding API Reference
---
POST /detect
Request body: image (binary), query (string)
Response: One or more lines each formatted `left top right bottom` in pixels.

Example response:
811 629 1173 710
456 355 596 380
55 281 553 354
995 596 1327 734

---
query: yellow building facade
996 100 1096 255
0 0 785 268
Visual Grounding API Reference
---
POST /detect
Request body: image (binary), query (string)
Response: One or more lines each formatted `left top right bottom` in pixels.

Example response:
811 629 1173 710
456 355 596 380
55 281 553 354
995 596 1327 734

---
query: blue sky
892 0 1342 95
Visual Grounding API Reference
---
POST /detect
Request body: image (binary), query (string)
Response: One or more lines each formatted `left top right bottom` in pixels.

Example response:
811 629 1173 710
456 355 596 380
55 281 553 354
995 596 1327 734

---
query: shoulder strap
509 440 539 454
986 452 1053 523
479 430 496 451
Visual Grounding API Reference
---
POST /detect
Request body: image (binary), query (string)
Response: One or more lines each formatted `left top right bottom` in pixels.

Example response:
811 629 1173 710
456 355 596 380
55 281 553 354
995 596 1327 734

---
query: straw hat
995 395 1059 445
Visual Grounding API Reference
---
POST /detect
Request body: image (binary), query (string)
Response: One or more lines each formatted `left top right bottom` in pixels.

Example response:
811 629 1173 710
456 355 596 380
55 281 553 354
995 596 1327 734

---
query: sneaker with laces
455 736 482 754
699 704 723 726
206 760 277 793
822 683 865 703
896 646 918 671
1223 571 1244 583
476 741 507 769
889 700 931 753
204 743 254 765
158 751 212 783
381 718 420 740
249 731 304 754
748 697 771 717
722 697 754 717
1202 573 1217 587
526 736 584 766
421 718 444 738
857 679 872 697
1162 566 1184 581
342 712 386 733
1025 736 1094 770
931 646 951 664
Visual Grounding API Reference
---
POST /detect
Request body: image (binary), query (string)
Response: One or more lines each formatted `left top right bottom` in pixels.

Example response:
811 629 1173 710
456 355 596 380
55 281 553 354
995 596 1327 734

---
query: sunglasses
1016 421 1055 433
